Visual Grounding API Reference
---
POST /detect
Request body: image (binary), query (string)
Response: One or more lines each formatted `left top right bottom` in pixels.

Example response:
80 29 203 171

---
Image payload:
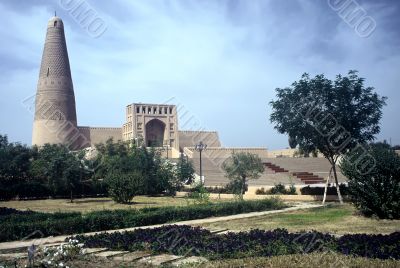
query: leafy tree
30 144 82 201
270 71 386 203
105 172 143 203
0 134 37 200
222 152 264 200
176 154 195 185
0 134 35 182
340 143 400 219
94 139 180 196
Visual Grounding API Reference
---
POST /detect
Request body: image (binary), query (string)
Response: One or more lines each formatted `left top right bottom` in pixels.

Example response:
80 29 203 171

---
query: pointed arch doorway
145 119 165 147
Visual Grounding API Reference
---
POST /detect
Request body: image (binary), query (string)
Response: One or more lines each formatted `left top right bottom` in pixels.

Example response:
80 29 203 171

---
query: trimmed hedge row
72 225 400 260
300 184 349 195
0 181 108 201
0 198 285 242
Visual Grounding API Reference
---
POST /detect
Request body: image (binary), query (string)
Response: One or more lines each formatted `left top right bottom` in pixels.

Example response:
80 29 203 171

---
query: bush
340 143 400 219
0 198 285 242
256 184 297 195
70 225 400 260
187 184 210 204
105 172 143 203
184 184 248 195
300 184 348 195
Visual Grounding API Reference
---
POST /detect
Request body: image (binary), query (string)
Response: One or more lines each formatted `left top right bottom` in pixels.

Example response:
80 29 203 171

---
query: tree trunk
322 167 332 205
240 177 246 200
70 189 73 203
332 164 343 204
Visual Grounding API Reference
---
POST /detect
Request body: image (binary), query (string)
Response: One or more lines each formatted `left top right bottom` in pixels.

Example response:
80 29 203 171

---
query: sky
0 0 399 149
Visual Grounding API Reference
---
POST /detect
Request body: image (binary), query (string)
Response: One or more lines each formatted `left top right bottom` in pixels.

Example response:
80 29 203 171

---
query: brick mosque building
32 16 346 186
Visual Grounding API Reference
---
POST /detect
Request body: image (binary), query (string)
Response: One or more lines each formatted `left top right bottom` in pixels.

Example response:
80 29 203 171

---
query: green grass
0 196 229 214
272 205 352 226
196 203 400 234
189 252 400 268
5 252 398 268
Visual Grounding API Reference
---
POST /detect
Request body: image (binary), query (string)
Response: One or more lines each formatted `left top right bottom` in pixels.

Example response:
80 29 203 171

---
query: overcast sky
0 0 399 149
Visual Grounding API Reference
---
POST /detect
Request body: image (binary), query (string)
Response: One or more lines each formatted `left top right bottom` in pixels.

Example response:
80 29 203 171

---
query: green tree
270 71 386 203
176 154 195 185
30 144 82 201
93 139 180 196
0 134 36 199
222 152 264 200
340 143 400 219
105 172 143 203
0 134 35 182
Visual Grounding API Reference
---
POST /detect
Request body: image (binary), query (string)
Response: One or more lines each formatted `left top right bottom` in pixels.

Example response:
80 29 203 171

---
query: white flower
48 261 52 264
59 262 64 267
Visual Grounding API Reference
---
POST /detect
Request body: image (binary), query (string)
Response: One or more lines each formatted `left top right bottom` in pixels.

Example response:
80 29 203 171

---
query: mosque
32 16 346 186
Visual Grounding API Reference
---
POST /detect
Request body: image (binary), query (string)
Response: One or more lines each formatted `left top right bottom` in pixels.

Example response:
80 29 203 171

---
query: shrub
255 187 267 195
269 183 287 194
256 184 297 195
0 198 285 242
105 172 143 203
0 207 36 216
300 184 348 195
184 184 248 195
70 225 400 260
340 143 400 219
187 183 210 204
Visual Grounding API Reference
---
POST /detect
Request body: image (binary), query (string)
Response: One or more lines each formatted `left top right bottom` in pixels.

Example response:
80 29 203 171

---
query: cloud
0 0 399 148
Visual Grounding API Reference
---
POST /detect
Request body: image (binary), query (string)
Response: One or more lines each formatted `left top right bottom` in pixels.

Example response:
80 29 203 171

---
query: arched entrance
145 119 165 147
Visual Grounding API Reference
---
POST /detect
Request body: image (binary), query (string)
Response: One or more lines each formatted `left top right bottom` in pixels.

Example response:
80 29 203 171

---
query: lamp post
163 140 170 159
195 141 207 185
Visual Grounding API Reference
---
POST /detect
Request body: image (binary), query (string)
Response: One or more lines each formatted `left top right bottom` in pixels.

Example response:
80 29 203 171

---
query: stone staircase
292 171 325 184
263 162 325 184
263 162 288 173
189 156 345 186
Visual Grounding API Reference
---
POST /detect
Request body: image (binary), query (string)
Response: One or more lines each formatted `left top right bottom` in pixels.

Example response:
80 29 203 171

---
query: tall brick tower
32 16 79 149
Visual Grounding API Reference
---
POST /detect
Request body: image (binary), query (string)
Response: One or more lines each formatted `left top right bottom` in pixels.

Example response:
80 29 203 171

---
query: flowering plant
37 239 86 267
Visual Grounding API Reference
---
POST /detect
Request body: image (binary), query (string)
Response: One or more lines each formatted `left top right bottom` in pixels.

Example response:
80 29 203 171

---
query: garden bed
0 198 285 242
71 225 400 260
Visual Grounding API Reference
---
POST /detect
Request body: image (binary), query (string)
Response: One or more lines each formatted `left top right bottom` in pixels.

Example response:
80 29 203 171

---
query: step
137 254 183 266
84 248 108 255
93 250 129 258
170 256 208 266
303 181 324 184
112 251 151 261
0 252 28 260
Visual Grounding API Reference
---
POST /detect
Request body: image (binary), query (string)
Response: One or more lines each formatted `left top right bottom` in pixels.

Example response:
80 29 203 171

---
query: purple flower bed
71 225 400 260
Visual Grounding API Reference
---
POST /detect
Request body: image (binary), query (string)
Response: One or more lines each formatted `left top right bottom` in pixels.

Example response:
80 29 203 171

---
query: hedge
300 184 348 195
71 225 400 260
0 198 285 242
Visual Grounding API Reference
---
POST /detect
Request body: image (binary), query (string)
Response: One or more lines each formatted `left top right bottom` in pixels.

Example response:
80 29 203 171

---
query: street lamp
195 141 207 185
163 140 170 159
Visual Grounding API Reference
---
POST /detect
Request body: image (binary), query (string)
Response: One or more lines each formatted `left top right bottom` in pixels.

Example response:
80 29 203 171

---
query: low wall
176 192 347 201
188 147 269 159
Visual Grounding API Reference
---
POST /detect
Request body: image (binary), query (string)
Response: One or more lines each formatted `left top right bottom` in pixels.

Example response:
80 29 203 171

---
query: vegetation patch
0 198 285 242
71 225 400 260
256 183 297 195
199 252 400 268
300 184 348 195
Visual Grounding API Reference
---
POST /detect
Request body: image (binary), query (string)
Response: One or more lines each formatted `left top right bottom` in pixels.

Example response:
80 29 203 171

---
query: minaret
32 16 79 149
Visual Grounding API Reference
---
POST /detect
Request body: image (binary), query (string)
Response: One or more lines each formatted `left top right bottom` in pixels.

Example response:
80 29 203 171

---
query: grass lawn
196 252 400 268
195 203 400 234
0 196 224 213
4 252 399 268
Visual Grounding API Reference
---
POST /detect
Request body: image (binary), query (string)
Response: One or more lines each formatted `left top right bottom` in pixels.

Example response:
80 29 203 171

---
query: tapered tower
32 16 79 149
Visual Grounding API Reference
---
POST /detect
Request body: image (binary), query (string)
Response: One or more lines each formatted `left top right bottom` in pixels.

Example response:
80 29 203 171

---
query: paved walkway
0 202 322 251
